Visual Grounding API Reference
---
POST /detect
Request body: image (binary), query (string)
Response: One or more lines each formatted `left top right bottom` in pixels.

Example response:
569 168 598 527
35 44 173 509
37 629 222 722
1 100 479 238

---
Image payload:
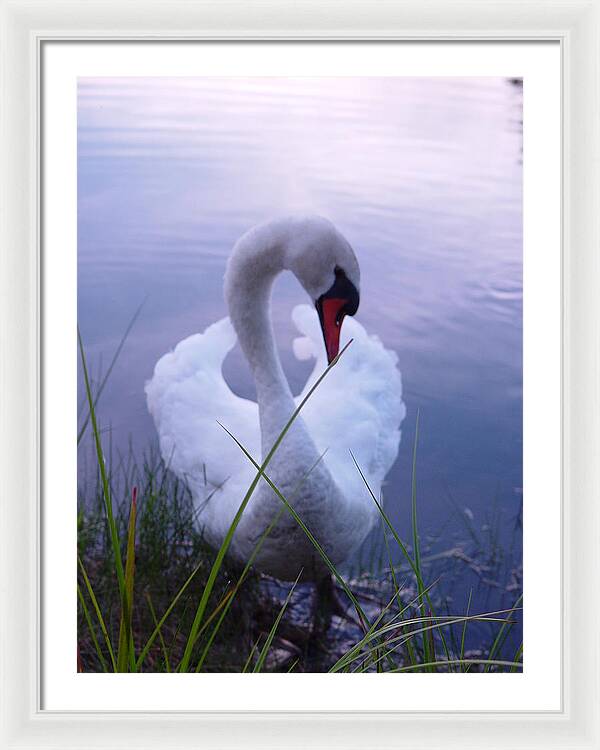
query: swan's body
146 216 405 581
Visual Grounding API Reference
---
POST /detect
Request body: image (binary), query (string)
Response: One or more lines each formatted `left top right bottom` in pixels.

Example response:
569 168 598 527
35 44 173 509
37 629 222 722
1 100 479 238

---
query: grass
77 327 523 674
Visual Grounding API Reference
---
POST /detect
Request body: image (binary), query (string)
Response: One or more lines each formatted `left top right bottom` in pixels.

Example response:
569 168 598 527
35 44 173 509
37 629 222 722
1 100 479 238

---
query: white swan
146 216 406 582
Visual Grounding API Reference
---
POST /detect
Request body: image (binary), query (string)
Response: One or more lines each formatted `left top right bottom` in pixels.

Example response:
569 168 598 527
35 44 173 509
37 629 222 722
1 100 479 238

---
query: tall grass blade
510 643 524 672
242 642 259 673
77 300 144 445
194 508 285 672
145 592 170 672
253 571 302 673
220 425 371 631
329 583 430 673
349 450 451 663
117 486 138 672
353 611 516 673
389 658 521 673
484 593 523 671
409 409 432 666
460 588 473 672
177 340 354 672
136 559 204 669
195 452 327 672
333 608 510 673
77 556 117 671
77 584 108 672
78 329 127 620
380 521 416 668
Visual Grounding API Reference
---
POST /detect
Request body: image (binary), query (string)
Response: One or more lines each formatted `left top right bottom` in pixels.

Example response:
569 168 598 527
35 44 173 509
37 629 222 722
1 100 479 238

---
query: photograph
76 75 524 674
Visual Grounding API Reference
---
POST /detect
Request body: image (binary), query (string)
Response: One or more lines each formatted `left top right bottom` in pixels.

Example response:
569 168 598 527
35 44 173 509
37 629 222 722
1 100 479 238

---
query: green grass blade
196 452 325 672
77 556 117 671
220 424 372 632
409 409 432 666
177 340 354 672
349 450 451 663
350 454 424 592
253 570 302 673
145 592 170 672
510 642 524 672
375 612 516 671
389 658 521 673
381 522 402 609
78 300 144 445
485 593 523 671
194 508 284 672
381 520 417 667
195 452 327 673
460 588 473 672
353 612 516 673
177 589 247 671
335 608 515 673
329 584 424 673
411 410 422 575
117 486 137 672
78 329 127 615
380 523 415 669
135 557 206 670
242 642 259 674
135 525 258 670
77 584 108 672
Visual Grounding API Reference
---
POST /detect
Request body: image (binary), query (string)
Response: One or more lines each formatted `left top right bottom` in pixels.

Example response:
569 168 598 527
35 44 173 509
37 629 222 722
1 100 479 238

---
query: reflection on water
78 77 522 635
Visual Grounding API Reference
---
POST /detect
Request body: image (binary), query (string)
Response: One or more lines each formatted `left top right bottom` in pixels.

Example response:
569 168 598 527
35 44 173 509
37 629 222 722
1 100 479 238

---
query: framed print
48 40 549 708
1 1 599 749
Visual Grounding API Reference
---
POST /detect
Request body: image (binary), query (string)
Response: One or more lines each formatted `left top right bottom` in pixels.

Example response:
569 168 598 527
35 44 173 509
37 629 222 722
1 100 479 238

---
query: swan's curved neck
224 222 297 447
224 219 340 543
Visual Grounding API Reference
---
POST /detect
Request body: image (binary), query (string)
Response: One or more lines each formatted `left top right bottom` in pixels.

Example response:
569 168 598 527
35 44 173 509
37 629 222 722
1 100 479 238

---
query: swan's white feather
145 317 259 544
146 214 407 579
291 305 406 502
146 304 405 564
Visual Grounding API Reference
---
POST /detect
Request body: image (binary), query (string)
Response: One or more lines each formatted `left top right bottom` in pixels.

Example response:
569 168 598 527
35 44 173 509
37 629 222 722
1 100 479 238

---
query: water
78 77 523 647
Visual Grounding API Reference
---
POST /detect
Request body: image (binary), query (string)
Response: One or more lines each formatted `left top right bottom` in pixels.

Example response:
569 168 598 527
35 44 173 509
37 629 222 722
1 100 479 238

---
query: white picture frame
0 1 598 748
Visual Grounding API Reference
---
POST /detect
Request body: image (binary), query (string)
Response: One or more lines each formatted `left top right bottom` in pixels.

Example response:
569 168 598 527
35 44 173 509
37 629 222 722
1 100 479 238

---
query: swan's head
285 217 360 364
314 266 360 364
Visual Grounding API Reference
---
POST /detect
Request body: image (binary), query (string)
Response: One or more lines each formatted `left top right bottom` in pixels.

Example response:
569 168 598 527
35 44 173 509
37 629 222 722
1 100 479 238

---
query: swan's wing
292 304 406 499
145 317 259 500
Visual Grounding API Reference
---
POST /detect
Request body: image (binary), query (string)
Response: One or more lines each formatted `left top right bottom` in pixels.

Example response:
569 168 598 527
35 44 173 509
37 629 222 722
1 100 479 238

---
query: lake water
78 77 523 643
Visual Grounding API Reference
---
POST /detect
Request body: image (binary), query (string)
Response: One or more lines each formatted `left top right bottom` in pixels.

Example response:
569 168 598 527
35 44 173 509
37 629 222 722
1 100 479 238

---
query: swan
146 215 406 583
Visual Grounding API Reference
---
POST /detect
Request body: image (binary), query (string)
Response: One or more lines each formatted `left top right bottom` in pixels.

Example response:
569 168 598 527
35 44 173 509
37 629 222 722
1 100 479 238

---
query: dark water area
78 77 523 653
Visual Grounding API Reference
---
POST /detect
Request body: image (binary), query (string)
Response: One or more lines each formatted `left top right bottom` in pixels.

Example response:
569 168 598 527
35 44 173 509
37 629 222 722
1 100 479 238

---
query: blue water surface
78 77 523 648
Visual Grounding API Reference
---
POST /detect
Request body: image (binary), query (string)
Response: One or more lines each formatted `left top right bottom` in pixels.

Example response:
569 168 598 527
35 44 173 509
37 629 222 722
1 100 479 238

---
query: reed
77 328 522 674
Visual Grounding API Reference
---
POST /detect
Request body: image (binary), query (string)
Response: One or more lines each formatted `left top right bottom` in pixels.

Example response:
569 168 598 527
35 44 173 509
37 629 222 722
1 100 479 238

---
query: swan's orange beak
317 297 347 364
316 267 360 364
